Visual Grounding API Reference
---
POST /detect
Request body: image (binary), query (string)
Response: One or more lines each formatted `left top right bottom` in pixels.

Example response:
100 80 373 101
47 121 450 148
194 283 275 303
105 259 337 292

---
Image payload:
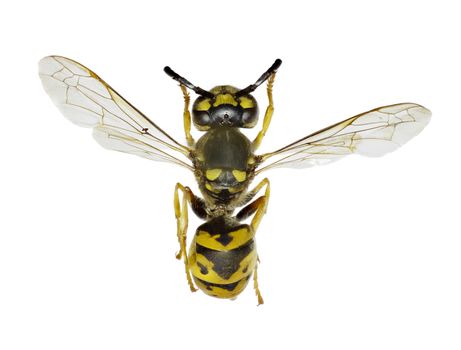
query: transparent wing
256 103 431 174
39 55 193 170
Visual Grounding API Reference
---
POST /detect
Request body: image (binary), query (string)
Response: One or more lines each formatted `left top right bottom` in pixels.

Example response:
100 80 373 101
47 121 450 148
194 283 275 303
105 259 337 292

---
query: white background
1 1 460 349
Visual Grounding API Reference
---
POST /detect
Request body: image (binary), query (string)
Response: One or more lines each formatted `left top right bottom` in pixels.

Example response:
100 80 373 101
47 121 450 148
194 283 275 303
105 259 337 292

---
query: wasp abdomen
189 217 257 299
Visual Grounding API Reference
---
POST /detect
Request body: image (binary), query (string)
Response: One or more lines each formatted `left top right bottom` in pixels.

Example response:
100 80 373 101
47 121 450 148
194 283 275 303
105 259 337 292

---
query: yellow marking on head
205 168 222 181
210 85 239 95
239 96 254 109
232 169 247 182
247 157 255 165
196 227 255 251
195 99 211 111
213 93 238 107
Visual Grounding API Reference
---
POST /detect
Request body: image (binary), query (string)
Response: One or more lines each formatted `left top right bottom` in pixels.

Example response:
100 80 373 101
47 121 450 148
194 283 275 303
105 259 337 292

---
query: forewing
256 103 431 173
39 56 193 170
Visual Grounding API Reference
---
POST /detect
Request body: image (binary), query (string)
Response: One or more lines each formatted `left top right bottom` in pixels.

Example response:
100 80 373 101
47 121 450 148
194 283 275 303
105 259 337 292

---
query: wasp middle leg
252 73 277 151
174 183 207 292
237 178 271 231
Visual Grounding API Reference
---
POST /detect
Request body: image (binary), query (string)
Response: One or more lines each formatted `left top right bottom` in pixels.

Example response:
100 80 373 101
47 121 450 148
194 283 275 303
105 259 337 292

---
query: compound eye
193 110 211 127
241 107 259 128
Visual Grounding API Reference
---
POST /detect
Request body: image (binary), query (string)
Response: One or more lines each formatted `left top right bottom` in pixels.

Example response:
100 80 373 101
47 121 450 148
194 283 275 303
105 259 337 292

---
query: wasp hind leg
253 260 264 306
179 85 195 147
252 73 277 151
236 178 270 305
174 183 207 292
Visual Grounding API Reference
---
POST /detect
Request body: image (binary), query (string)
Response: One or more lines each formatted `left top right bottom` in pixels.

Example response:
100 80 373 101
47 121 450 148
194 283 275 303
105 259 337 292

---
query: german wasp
39 56 431 305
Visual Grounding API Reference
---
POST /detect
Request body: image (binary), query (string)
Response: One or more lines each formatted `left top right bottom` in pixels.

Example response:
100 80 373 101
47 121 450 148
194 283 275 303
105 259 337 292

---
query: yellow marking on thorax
232 169 247 182
205 182 220 193
196 227 255 251
228 186 243 194
205 168 222 181
213 94 238 107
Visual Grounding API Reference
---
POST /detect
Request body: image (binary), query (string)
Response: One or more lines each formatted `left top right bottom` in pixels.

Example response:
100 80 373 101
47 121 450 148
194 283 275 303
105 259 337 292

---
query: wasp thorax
192 86 259 130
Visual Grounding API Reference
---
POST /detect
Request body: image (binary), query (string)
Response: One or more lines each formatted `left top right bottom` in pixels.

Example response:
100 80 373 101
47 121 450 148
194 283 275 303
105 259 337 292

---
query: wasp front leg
252 73 276 151
236 178 270 305
174 183 207 292
179 84 195 147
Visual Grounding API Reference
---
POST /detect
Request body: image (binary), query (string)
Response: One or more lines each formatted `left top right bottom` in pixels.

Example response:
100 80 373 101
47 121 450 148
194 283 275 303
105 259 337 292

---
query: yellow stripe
196 227 254 251
194 277 250 299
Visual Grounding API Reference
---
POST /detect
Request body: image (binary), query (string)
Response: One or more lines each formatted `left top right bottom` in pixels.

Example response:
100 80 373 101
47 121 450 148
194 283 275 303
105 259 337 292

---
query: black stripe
197 216 248 237
196 239 254 280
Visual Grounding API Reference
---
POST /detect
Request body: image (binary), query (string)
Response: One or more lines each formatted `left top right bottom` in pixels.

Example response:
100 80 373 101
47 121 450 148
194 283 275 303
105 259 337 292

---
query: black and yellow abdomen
188 216 257 299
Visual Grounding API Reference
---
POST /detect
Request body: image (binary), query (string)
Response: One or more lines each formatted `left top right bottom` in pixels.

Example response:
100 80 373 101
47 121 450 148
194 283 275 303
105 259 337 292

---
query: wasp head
164 59 281 131
191 86 259 130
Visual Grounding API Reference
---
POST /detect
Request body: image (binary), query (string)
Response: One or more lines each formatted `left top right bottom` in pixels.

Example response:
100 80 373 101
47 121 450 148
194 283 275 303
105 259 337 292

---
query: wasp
39 56 431 305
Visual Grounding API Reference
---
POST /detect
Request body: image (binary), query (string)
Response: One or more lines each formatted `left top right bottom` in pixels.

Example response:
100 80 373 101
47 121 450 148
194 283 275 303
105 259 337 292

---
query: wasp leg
236 178 270 305
237 178 270 232
252 73 276 151
253 260 264 305
179 84 195 147
174 183 206 292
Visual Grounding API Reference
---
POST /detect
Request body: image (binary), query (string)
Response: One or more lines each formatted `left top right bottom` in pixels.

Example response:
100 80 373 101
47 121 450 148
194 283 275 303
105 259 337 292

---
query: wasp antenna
164 66 214 98
236 59 282 97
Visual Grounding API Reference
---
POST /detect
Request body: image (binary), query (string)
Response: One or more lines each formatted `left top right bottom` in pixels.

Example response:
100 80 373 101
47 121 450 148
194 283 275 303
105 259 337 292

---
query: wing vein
39 55 194 171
